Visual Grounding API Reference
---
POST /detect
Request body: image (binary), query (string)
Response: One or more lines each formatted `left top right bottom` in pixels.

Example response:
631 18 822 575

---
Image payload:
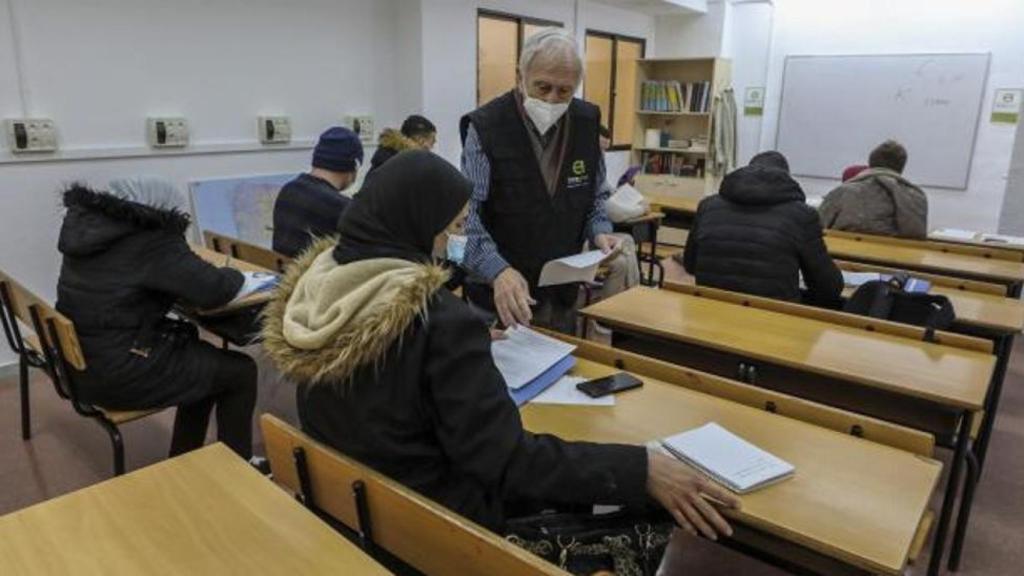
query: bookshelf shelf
636 110 710 117
636 147 708 154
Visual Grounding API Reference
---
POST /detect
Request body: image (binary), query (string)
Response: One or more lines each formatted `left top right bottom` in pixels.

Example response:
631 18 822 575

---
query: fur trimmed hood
261 236 449 385
58 184 191 257
378 128 420 153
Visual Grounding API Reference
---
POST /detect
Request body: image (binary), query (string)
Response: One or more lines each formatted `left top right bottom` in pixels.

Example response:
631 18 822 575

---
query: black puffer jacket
682 165 843 304
56 185 243 408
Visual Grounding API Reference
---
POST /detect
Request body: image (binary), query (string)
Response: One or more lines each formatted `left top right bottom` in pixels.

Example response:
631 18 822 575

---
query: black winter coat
272 173 350 258
262 243 649 532
683 165 843 304
56 186 243 408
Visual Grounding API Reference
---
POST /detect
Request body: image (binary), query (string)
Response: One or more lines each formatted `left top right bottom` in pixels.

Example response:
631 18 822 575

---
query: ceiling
589 0 709 16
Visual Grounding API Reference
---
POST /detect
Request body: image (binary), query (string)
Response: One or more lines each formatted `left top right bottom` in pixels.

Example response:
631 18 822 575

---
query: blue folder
509 355 576 407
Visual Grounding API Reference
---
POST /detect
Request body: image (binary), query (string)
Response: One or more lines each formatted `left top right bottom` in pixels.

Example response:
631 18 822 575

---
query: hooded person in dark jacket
367 115 437 175
683 151 843 305
262 151 738 536
56 178 257 459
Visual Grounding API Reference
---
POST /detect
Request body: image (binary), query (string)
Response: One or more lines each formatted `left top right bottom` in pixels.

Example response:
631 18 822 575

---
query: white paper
661 422 794 494
841 271 882 287
491 326 576 390
805 196 824 209
932 228 980 241
980 233 1024 247
231 271 279 303
538 250 609 287
531 376 615 406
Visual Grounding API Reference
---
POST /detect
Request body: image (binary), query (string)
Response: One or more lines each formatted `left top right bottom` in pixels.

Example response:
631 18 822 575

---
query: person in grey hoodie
819 140 928 238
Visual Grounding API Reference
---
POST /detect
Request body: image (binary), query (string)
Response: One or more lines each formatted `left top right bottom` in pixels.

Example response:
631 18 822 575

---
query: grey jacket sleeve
893 185 929 239
818 186 843 229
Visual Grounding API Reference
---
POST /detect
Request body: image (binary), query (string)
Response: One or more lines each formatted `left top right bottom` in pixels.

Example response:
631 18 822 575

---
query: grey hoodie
819 167 928 238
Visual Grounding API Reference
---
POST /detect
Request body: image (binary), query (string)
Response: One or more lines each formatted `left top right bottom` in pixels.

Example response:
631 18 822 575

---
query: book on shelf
641 151 706 178
640 81 712 113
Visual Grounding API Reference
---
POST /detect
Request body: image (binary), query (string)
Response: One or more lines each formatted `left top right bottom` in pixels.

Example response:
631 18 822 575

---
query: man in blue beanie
272 126 364 257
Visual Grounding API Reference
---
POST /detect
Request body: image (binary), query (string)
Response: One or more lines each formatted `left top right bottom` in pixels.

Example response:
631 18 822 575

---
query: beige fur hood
378 128 420 152
261 236 449 385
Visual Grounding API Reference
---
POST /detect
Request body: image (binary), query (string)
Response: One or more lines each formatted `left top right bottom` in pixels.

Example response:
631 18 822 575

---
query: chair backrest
825 229 1024 263
260 414 569 576
662 281 993 354
203 230 290 273
544 330 936 457
0 269 86 371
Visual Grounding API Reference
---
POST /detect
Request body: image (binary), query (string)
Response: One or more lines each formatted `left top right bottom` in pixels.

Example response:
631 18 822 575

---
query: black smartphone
576 372 643 398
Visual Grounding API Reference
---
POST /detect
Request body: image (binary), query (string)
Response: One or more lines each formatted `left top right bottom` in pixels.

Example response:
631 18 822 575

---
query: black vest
460 91 601 302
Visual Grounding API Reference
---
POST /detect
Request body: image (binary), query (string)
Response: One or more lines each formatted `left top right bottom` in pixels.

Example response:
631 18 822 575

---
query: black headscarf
333 150 471 264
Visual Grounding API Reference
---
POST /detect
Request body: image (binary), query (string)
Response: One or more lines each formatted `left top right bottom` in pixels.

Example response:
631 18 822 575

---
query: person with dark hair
368 114 438 174
56 178 258 460
682 151 843 304
273 127 364 257
819 140 928 238
262 150 738 543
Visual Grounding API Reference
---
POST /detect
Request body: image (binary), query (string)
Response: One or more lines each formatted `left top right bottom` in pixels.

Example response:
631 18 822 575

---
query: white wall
0 0 406 366
654 0 727 58
758 0 1024 232
722 1 773 166
1000 113 1024 234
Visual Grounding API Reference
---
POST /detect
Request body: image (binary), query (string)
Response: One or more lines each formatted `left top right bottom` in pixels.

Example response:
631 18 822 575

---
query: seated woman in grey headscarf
55 177 258 460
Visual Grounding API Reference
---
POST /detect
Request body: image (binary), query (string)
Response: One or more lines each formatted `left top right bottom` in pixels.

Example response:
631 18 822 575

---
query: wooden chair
260 414 569 576
0 269 162 476
203 230 291 273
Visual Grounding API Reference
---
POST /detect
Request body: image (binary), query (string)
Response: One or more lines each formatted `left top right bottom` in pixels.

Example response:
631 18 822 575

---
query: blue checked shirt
460 124 614 283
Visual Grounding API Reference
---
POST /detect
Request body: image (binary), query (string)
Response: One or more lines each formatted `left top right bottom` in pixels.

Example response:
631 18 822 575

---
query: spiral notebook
660 423 795 494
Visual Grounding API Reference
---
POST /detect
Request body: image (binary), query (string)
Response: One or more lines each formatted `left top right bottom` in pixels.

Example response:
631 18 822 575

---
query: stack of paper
932 228 980 241
538 250 616 287
531 376 615 407
491 326 576 406
231 271 279 303
661 422 795 494
980 233 1024 247
841 271 882 287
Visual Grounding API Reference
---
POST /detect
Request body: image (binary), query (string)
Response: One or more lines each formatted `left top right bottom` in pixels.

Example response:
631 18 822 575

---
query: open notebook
661 423 795 494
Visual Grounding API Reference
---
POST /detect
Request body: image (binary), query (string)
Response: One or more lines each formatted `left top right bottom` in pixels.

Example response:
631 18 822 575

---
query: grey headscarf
108 177 189 214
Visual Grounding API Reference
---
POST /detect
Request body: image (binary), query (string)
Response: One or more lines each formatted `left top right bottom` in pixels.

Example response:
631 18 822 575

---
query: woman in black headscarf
262 151 736 540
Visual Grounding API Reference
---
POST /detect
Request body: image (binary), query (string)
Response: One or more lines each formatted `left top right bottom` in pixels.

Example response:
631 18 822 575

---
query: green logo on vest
572 160 586 176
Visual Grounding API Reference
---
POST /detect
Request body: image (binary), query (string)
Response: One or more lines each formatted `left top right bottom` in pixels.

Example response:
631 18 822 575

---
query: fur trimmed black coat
56 185 244 409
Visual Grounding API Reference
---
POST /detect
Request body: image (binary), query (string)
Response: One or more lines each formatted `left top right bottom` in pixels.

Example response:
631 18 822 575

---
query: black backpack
844 274 956 341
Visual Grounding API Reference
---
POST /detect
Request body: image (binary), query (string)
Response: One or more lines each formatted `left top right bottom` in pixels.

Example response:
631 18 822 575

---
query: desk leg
946 333 1013 571
927 411 973 576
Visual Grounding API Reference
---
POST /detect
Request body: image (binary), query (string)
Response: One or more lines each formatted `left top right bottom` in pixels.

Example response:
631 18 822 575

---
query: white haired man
459 28 626 333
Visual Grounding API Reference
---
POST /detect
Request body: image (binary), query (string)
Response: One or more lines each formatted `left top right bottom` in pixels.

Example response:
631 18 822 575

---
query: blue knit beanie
312 127 364 172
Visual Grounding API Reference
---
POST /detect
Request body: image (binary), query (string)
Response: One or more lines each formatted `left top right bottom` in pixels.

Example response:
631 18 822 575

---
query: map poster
189 173 296 249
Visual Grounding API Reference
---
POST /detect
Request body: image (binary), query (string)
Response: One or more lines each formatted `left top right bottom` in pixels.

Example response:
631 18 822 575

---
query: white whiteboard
776 53 989 190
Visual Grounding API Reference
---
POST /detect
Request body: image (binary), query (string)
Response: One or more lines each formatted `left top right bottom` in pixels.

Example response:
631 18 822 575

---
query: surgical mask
446 234 468 265
523 96 570 135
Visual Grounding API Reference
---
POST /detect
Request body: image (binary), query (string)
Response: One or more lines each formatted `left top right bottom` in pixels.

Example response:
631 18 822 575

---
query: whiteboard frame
774 52 991 191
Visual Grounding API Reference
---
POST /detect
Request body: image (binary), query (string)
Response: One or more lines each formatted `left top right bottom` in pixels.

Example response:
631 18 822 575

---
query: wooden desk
581 287 993 575
825 235 1024 295
928 230 1024 255
522 358 941 576
644 192 702 216
0 444 389 575
191 245 276 315
582 288 992 412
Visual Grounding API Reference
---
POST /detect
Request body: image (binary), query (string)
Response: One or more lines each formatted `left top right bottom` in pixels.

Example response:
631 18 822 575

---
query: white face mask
523 96 570 135
446 234 468 265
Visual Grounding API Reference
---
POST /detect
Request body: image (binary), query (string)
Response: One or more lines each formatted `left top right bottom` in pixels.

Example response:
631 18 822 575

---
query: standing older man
460 28 624 333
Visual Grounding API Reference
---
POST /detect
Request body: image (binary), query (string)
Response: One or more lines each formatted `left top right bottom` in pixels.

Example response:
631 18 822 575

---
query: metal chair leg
97 418 126 476
948 450 981 571
19 354 31 440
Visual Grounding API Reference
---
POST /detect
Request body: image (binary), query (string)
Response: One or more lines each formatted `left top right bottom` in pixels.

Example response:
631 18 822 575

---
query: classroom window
477 11 562 106
584 31 646 150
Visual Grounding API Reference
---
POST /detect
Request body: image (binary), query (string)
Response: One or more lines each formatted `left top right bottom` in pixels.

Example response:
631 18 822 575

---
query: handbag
504 510 673 576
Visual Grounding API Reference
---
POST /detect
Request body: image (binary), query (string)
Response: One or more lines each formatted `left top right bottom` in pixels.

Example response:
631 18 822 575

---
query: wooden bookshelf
632 57 731 198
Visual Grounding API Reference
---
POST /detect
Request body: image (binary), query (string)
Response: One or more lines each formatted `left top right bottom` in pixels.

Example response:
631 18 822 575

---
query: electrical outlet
343 115 375 145
147 117 189 148
258 116 291 144
5 118 57 153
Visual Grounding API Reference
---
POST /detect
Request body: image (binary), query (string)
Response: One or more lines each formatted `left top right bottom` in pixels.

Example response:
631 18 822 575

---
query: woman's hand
646 450 741 541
